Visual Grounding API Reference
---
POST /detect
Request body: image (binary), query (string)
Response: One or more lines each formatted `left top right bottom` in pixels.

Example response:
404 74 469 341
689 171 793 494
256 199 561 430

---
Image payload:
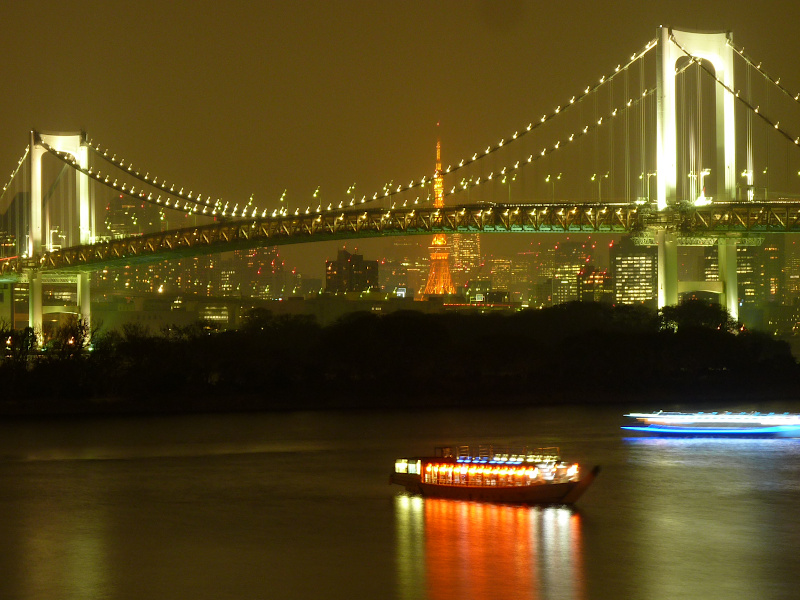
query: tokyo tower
423 137 455 295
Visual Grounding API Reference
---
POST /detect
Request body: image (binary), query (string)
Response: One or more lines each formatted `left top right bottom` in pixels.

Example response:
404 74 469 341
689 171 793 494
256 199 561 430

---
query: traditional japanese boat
390 444 599 504
622 411 800 437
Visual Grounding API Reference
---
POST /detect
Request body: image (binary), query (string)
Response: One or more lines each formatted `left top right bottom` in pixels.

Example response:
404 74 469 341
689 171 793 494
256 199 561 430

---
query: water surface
1 404 798 599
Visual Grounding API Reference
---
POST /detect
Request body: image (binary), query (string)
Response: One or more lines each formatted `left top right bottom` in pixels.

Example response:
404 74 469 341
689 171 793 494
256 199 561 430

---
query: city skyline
2 3 800 277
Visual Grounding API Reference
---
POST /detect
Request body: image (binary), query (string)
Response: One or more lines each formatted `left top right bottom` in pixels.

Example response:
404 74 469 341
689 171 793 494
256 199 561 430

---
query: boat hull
622 425 800 438
391 466 600 505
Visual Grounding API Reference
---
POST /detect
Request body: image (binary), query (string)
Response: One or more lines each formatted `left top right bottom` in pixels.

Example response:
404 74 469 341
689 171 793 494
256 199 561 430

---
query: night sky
2 1 799 276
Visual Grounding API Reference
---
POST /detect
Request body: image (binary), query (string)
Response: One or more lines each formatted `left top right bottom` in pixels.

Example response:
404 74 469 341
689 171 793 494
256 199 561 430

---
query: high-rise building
577 266 613 303
703 236 784 307
610 237 657 307
451 233 481 288
423 138 455 296
326 248 379 293
785 236 800 302
551 241 593 305
490 256 513 291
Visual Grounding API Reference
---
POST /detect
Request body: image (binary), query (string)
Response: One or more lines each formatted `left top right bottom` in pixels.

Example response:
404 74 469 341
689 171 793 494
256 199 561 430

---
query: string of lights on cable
0 145 30 204
672 36 800 147
727 40 800 106
361 37 659 207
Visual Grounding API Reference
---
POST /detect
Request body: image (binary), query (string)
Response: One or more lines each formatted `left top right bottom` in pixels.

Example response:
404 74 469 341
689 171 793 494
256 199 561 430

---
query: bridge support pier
718 237 739 321
657 230 678 308
0 283 13 326
77 273 91 331
28 273 42 339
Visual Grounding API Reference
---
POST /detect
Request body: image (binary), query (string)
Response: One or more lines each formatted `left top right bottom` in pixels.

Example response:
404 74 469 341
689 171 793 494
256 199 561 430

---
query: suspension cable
0 145 30 205
672 36 800 149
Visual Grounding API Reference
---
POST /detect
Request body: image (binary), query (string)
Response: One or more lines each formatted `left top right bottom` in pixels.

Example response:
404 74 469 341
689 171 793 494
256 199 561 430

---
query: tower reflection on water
394 495 585 600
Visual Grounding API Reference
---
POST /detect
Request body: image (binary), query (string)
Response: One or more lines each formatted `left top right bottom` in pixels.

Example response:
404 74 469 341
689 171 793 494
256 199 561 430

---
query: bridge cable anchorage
0 145 30 204
360 36 658 207
728 40 800 107
672 40 800 149
84 140 262 217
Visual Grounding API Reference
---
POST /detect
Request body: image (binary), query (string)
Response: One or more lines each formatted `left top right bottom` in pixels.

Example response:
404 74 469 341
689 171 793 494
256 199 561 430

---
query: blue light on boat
622 424 800 436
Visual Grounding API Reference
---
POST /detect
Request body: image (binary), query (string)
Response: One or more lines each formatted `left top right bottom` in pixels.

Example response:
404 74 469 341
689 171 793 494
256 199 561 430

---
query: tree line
1 300 797 415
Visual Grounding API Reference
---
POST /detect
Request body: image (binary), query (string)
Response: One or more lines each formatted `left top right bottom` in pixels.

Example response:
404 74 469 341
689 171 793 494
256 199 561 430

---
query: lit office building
610 237 657 308
578 265 613 303
451 233 482 288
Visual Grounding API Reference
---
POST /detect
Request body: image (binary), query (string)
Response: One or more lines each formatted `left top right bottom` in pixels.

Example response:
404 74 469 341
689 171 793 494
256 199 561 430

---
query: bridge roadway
2 200 800 278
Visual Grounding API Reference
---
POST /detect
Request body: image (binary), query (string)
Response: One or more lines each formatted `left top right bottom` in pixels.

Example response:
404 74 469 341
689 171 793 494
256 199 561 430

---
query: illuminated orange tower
423 137 455 295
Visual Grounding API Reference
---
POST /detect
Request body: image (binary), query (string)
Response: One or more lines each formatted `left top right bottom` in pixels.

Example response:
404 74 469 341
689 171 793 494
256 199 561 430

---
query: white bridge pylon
655 26 739 320
28 130 93 337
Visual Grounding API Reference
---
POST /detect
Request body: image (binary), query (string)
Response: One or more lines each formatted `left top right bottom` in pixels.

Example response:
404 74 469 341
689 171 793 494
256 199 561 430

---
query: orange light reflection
396 496 585 600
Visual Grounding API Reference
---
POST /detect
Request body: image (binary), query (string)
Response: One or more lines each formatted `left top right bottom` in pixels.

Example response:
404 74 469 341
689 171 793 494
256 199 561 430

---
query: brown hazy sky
2 1 799 276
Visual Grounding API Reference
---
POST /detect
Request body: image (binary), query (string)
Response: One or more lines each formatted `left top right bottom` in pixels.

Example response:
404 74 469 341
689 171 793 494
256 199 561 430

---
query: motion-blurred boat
622 411 800 437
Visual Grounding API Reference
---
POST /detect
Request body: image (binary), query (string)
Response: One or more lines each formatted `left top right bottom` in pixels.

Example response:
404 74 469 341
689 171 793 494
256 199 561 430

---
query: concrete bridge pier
657 230 678 308
718 237 739 321
28 273 42 338
77 273 91 331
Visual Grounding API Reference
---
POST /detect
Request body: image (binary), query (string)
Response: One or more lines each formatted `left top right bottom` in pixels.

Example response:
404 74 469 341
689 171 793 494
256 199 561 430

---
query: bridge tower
27 130 94 337
423 137 455 296
655 27 739 319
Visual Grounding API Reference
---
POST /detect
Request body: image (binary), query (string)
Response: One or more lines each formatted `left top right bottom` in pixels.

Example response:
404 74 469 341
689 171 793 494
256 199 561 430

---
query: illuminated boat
390 444 599 504
622 411 800 437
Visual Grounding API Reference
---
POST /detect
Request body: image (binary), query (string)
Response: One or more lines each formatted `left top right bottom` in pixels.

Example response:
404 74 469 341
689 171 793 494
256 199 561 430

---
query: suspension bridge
2 26 800 336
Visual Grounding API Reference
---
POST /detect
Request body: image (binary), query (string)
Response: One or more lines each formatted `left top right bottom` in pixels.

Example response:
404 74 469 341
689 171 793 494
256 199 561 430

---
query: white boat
622 411 800 437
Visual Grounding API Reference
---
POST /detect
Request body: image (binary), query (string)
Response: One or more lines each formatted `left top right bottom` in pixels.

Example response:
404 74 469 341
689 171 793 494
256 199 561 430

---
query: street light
591 172 609 202
741 169 754 201
49 228 62 252
639 171 657 203
696 168 711 205
502 173 516 203
545 173 562 202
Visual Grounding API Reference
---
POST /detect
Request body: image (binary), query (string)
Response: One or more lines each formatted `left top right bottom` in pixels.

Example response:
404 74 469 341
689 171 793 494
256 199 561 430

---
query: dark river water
1 402 799 600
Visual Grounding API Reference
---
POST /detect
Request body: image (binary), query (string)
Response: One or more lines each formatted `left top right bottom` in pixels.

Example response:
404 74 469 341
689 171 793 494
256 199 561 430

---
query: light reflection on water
2 407 800 599
395 495 583 600
620 435 800 599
